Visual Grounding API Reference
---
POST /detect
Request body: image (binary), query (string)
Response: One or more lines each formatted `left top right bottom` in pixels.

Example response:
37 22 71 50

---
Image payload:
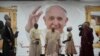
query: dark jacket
2 24 17 56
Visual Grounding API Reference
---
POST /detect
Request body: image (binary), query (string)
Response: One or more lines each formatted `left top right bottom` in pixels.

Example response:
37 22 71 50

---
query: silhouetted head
83 22 90 28
34 23 38 29
67 27 72 32
4 15 11 27
4 15 11 21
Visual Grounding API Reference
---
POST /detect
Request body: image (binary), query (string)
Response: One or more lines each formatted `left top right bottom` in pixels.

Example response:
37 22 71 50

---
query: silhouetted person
0 20 4 39
0 20 4 56
63 27 77 56
29 23 42 56
79 22 94 56
2 15 18 56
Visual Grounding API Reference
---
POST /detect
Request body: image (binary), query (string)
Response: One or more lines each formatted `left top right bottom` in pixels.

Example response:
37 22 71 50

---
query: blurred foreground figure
45 28 60 56
0 20 4 39
63 27 77 56
29 23 41 56
79 22 94 56
0 20 4 56
2 15 18 56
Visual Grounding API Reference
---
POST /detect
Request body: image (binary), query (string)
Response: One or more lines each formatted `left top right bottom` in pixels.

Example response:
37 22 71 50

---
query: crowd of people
0 5 95 56
25 5 94 56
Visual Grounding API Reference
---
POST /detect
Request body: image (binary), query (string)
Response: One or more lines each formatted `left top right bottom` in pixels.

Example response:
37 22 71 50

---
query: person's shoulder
90 27 93 32
60 30 67 34
30 28 35 31
29 28 36 33
39 28 48 33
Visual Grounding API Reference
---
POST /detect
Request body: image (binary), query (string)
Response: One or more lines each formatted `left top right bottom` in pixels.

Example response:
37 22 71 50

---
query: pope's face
44 6 68 33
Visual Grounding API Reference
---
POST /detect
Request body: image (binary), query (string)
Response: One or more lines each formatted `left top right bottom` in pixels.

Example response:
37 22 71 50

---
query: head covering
4 14 11 20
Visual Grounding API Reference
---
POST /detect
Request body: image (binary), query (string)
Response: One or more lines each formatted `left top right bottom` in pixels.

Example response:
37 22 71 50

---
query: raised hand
25 6 43 32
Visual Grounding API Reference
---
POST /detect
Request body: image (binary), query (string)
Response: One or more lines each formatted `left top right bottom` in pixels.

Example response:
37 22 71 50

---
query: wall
0 1 100 56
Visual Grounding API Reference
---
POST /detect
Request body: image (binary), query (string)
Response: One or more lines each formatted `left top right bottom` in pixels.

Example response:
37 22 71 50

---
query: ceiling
0 0 99 2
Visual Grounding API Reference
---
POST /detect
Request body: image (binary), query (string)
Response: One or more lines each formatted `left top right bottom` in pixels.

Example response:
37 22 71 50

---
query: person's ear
64 17 68 26
65 17 68 23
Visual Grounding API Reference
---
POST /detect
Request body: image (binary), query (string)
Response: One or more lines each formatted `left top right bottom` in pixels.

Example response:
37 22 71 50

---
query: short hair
34 23 38 29
67 27 72 32
4 15 11 21
84 21 90 26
